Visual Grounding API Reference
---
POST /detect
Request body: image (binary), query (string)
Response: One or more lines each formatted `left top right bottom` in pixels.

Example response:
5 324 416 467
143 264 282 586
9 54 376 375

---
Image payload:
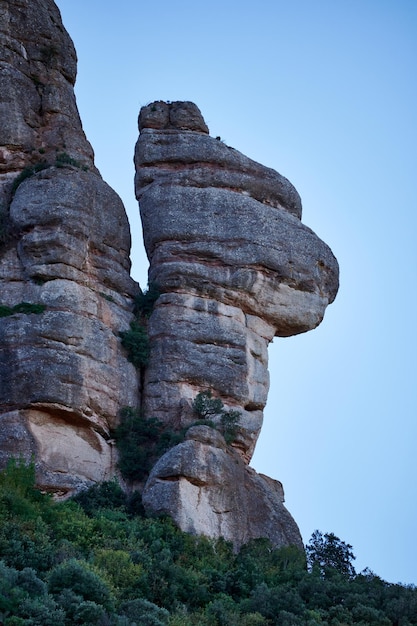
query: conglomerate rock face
1 0 339 551
0 0 139 494
135 100 339 549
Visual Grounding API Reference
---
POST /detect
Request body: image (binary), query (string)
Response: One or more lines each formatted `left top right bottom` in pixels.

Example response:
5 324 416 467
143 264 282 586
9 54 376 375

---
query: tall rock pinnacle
0 0 140 494
135 101 339 549
1 0 339 551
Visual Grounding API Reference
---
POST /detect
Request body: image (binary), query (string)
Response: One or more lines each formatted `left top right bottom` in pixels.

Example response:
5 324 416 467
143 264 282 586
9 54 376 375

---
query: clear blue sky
56 0 417 585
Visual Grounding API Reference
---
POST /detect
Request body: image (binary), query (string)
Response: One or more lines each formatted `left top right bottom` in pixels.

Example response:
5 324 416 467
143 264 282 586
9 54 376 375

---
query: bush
48 559 114 611
11 162 49 196
0 302 46 317
119 598 169 625
220 409 241 444
192 390 223 418
134 282 161 318
73 480 126 516
192 391 241 444
73 600 106 624
119 283 160 370
55 152 88 171
0 459 38 498
0 463 417 625
16 596 66 625
113 407 185 481
0 561 65 625
93 549 143 590
120 320 150 368
0 519 55 571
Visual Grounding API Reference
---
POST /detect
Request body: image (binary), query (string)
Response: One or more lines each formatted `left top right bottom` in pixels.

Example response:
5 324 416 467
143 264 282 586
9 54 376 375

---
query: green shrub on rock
192 390 223 419
120 283 160 369
113 407 185 481
192 390 241 444
119 320 150 368
0 302 46 317
11 162 49 196
134 282 161 318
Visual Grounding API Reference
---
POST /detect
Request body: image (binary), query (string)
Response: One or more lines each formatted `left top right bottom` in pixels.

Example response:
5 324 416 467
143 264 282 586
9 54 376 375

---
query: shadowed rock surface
136 100 339 549
0 0 139 494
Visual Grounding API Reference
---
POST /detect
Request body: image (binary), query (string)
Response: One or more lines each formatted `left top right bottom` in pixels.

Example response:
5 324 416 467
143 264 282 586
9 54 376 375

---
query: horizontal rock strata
135 100 339 548
1 1 339 552
143 425 303 551
0 0 140 494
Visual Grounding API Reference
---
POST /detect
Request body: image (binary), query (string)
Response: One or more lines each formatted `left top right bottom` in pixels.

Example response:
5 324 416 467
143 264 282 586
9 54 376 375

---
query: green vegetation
192 390 241 444
134 282 161 318
99 291 116 303
0 460 416 625
10 152 88 200
11 162 49 196
113 407 184 481
306 530 356 578
120 283 160 369
114 389 241 482
0 302 46 317
119 320 150 368
55 152 88 171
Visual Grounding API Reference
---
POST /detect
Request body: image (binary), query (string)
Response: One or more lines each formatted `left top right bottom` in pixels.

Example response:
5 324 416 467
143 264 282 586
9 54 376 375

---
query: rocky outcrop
0 0 139 494
143 425 303 550
1 0 339 552
135 100 339 549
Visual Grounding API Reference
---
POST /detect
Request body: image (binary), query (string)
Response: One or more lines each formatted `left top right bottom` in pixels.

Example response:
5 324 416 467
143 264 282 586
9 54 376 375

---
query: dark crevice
244 402 263 412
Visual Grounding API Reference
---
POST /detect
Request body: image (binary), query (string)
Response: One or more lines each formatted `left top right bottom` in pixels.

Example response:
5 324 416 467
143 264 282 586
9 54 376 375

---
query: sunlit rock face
0 0 140 495
142 425 304 551
136 100 339 549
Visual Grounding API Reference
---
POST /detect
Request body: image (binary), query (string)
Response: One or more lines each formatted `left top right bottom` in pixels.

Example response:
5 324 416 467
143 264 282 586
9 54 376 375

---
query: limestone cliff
135 101 339 549
0 0 339 551
0 0 139 494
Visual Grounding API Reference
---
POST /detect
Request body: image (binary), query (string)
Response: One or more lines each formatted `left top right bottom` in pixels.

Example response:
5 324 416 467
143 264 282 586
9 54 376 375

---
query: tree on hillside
306 530 356 578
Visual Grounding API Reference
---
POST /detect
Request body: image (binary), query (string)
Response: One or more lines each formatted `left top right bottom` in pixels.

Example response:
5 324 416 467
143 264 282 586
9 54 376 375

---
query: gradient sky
56 0 417 585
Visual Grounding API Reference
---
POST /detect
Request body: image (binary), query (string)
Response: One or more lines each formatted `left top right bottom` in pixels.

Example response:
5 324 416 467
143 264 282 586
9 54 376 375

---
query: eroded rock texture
0 0 139 494
136 101 339 549
1 0 339 550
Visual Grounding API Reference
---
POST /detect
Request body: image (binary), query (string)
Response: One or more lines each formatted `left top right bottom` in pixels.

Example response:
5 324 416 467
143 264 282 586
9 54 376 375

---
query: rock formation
135 101 339 549
0 0 139 494
0 0 339 551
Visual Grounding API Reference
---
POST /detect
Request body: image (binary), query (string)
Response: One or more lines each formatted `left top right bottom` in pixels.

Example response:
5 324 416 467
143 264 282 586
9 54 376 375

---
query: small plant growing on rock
120 283 160 369
119 320 150 368
0 302 46 317
134 282 160 318
192 390 241 444
55 152 88 171
192 390 223 419
11 162 49 196
220 409 241 444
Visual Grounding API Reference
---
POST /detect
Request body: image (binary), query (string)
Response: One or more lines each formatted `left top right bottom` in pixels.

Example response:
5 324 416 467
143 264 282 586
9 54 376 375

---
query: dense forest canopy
0 460 416 625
